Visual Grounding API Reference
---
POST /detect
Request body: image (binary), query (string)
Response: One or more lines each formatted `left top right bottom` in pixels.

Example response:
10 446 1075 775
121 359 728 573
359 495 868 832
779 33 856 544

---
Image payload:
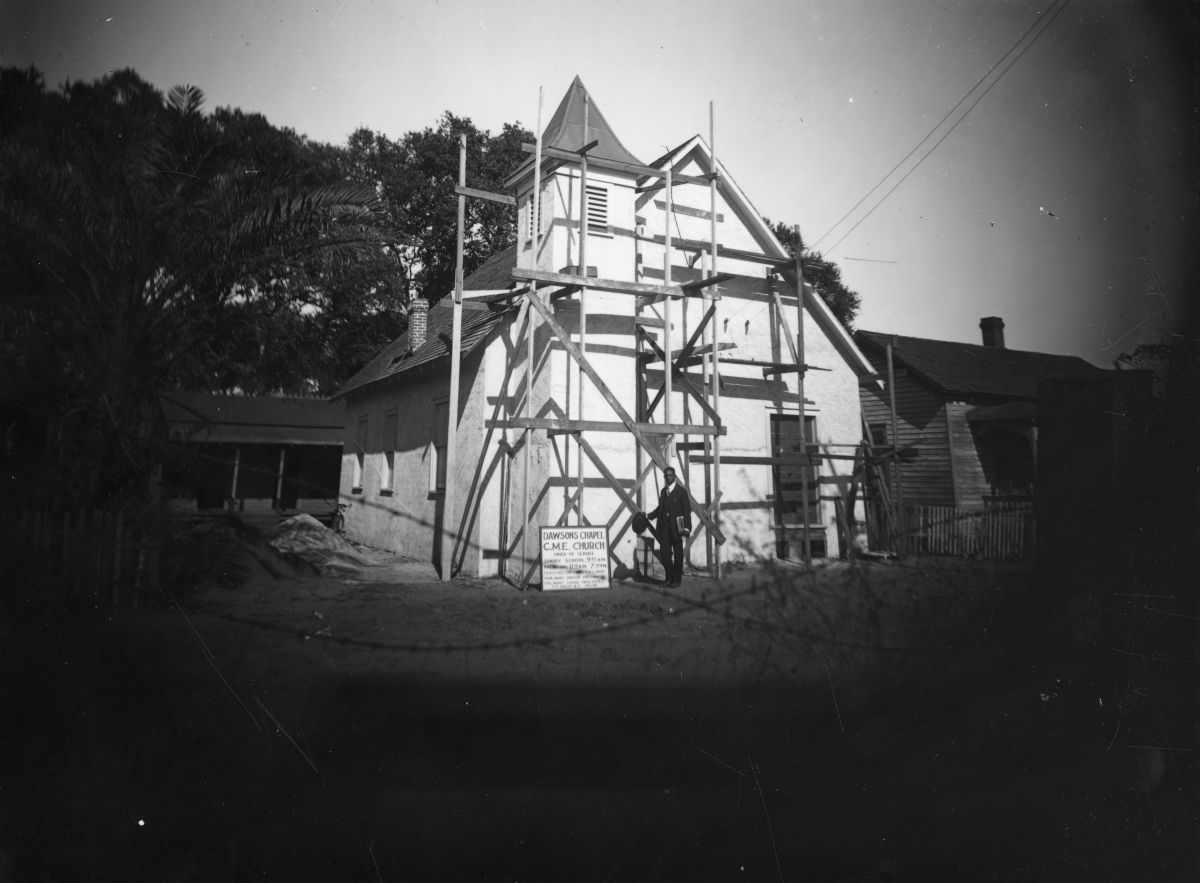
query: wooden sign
539 526 610 591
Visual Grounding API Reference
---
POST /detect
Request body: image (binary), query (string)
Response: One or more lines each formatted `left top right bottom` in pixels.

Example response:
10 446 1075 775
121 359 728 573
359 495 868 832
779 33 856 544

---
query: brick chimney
980 316 1005 349
407 297 429 352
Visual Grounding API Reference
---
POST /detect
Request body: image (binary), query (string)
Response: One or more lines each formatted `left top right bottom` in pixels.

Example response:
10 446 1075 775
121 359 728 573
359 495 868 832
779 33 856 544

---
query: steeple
540 76 643 166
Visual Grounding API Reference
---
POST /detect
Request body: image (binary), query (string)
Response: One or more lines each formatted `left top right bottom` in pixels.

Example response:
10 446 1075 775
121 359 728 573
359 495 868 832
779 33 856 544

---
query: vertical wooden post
521 87 544 588
441 133 468 582
795 224 812 567
886 339 905 556
663 167 674 464
701 252 713 572
274 446 287 510
229 447 241 510
577 93 589 526
709 102 722 579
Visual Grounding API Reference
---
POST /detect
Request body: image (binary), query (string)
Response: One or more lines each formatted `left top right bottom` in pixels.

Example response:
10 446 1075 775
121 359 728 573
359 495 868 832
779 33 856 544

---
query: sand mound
266 514 373 575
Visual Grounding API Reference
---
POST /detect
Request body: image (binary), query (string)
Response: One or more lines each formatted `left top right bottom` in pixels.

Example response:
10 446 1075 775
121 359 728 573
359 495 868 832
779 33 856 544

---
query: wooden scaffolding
438 89 828 583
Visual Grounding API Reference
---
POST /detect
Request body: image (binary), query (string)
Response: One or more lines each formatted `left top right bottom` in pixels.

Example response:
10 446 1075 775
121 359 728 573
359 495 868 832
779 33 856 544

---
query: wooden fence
0 509 161 608
866 502 1034 561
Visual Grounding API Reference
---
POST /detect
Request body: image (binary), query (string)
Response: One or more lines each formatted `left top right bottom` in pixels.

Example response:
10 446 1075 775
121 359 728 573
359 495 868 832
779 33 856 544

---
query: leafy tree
1113 341 1173 398
766 219 861 330
0 67 392 506
341 113 533 304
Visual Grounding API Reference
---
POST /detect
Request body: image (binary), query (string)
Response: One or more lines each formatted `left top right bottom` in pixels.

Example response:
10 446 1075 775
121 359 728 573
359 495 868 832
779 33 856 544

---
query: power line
811 0 1071 254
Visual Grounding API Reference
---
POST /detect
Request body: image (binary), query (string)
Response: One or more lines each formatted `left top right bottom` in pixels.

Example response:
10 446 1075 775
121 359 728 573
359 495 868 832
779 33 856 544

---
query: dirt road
2 557 1193 881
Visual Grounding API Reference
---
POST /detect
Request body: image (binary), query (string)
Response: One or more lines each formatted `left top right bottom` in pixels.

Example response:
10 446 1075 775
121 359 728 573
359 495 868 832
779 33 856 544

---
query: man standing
644 467 691 588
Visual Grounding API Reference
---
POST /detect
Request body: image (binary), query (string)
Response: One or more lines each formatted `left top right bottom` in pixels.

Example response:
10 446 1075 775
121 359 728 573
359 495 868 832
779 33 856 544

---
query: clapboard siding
859 351 955 507
946 400 990 505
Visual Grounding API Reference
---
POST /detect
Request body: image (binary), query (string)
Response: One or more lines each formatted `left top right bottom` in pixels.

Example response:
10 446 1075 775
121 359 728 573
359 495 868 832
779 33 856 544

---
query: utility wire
811 0 1071 254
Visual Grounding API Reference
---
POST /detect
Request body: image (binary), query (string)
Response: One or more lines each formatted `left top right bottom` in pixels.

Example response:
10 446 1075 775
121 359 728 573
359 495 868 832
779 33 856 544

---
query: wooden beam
720 357 831 372
634 315 665 329
524 289 726 543
441 134 468 582
639 235 784 266
520 87 544 588
681 272 736 291
769 281 800 365
520 143 708 185
512 267 683 298
576 138 599 155
493 417 725 436
454 185 516 207
654 200 723 222
688 452 860 465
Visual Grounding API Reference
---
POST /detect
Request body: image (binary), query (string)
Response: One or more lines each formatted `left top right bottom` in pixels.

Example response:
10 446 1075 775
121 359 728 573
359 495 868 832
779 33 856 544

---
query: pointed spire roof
540 76 643 166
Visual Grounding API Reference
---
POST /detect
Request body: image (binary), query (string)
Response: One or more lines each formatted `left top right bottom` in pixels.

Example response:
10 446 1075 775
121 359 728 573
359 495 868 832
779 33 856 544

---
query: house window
585 184 608 234
770 413 819 527
430 400 449 493
353 415 367 493
381 410 398 496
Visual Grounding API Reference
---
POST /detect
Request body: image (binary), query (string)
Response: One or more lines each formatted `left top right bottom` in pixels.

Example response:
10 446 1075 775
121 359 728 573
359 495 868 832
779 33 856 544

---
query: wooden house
854 318 1103 509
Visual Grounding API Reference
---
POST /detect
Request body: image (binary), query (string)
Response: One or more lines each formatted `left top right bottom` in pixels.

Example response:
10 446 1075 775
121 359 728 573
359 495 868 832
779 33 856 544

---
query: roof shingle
331 249 520 401
855 330 1102 400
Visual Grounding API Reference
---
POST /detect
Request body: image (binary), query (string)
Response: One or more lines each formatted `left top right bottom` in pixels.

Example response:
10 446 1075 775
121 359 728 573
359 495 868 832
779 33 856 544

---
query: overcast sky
4 0 1196 365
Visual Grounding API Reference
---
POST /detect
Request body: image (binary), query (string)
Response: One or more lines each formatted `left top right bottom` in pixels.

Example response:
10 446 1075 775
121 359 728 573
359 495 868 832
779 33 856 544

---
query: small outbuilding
161 392 344 528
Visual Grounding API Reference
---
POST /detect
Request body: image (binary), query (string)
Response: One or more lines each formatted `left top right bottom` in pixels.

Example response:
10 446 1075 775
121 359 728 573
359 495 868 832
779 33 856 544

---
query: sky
4 0 1196 366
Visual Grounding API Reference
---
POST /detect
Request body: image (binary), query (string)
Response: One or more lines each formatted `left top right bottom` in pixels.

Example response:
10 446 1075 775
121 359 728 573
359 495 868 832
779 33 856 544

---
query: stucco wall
338 334 489 572
367 141 870 581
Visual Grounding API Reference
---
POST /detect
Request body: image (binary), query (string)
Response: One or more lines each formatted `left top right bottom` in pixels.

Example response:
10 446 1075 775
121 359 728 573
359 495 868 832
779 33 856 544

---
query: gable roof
161 392 344 445
646 134 877 379
854 330 1103 401
330 248 519 401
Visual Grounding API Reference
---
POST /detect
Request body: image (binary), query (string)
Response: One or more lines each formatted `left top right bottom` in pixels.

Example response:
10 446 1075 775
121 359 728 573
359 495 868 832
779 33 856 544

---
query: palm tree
0 68 392 507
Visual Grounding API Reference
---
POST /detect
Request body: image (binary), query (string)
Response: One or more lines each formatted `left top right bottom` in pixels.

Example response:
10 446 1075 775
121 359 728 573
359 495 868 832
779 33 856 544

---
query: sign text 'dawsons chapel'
540 526 610 590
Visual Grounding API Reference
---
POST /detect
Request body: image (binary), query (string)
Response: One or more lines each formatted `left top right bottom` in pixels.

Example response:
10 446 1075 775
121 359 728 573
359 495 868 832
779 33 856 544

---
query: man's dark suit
647 483 692 586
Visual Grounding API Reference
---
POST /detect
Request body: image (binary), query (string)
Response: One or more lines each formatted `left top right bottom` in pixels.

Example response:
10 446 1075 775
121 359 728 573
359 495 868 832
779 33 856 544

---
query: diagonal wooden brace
526 291 726 544
769 283 800 366
639 328 722 426
684 491 722 559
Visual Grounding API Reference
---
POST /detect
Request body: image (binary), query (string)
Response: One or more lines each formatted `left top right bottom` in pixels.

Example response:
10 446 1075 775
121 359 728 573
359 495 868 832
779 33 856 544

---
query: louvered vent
586 185 608 233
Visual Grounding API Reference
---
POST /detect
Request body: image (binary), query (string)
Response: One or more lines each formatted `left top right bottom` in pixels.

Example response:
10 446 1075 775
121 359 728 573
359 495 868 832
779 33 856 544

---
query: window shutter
356 416 368 450
585 184 607 233
383 412 398 450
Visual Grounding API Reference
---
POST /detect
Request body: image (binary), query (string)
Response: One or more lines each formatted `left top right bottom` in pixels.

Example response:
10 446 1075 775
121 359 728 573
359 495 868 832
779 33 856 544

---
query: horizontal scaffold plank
512 267 687 298
681 273 737 291
641 341 736 365
493 417 725 436
688 453 860 465
520 144 709 185
718 357 831 373
638 235 783 266
454 185 516 206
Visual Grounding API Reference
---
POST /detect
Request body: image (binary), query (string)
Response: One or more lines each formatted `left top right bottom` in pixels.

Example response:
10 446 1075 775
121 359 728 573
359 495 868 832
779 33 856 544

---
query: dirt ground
2 545 1195 882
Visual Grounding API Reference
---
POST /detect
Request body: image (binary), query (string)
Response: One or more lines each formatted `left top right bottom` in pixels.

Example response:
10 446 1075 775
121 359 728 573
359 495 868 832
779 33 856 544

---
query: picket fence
868 502 1034 561
1 509 161 608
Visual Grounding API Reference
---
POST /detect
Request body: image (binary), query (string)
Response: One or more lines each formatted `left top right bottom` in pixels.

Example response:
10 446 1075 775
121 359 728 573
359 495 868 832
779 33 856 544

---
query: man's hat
632 512 651 534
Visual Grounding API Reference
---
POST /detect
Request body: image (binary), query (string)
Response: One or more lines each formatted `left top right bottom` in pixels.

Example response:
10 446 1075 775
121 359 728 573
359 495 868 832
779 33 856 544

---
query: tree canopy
765 219 861 329
0 66 394 505
0 66 536 506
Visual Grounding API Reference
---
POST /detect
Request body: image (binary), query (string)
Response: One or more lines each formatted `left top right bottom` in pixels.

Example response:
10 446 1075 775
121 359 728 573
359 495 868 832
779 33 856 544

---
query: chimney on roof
980 317 1005 349
407 297 429 352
